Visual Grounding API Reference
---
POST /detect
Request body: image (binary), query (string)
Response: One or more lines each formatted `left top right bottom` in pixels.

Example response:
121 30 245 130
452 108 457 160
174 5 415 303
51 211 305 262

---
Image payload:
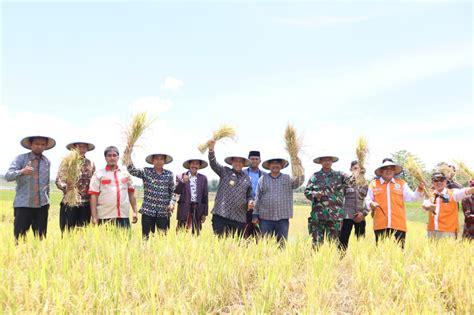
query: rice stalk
404 154 430 197
454 160 474 179
61 148 83 207
198 125 237 153
355 136 369 186
284 123 305 177
122 112 155 166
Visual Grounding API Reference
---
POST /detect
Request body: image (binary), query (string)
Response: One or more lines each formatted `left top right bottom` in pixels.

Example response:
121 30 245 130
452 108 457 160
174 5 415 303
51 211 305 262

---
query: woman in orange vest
365 160 424 248
422 172 474 239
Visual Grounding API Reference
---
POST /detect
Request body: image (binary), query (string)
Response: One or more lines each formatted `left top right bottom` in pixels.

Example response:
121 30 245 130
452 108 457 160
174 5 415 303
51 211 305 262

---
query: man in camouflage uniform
304 153 351 247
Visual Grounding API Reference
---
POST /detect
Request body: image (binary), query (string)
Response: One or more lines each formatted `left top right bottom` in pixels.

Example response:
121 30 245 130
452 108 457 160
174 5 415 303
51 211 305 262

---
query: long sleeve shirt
56 157 95 205
343 176 369 219
364 177 423 209
304 169 352 222
127 163 176 218
5 152 51 208
209 150 253 223
254 173 305 221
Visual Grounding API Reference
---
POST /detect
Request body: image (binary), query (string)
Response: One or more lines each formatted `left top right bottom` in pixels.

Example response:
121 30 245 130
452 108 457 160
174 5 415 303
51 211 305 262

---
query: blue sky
1 1 472 180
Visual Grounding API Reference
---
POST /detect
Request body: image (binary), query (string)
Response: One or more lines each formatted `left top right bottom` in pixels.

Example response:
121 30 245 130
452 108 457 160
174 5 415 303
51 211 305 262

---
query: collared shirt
245 168 266 198
56 156 96 205
127 163 176 218
88 165 135 219
209 150 253 223
364 177 423 209
304 169 352 222
254 172 305 221
190 174 198 202
5 152 51 208
422 187 469 230
343 176 369 219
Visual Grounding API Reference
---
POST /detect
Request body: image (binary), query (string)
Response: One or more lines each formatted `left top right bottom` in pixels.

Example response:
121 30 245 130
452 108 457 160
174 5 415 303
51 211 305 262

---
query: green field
1 190 472 313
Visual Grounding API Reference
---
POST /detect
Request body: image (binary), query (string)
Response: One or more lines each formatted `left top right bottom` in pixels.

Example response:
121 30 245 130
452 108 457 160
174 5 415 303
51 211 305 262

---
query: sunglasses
432 178 446 183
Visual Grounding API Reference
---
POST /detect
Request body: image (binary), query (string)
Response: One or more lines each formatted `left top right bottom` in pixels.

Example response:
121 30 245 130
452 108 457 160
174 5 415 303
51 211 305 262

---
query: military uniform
304 169 351 246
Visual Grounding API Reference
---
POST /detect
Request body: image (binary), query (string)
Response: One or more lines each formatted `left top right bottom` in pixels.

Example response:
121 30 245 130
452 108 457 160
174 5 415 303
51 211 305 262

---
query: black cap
432 172 446 180
248 151 260 158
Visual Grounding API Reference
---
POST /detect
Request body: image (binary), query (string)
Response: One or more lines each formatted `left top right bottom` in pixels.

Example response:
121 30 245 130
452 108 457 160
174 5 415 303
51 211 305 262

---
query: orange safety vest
427 189 459 233
370 178 407 232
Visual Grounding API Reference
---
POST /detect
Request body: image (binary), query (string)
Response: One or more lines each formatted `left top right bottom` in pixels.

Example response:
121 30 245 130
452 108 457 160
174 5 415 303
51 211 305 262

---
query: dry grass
122 112 155 166
198 125 237 153
284 123 304 177
60 148 83 207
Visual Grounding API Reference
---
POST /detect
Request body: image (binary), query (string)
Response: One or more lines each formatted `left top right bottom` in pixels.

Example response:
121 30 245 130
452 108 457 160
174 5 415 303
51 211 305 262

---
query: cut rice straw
284 123 305 178
404 154 430 197
355 136 369 185
61 148 83 207
122 112 155 166
198 125 237 153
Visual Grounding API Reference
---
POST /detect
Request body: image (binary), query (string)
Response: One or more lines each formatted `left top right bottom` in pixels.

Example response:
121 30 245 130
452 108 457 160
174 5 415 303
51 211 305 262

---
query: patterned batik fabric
462 195 474 239
56 157 96 205
127 163 176 218
308 218 342 247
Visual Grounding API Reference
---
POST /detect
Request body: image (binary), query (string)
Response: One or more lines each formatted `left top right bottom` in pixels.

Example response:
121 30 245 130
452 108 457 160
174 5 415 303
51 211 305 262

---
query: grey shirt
209 150 253 223
254 173 305 221
5 152 51 208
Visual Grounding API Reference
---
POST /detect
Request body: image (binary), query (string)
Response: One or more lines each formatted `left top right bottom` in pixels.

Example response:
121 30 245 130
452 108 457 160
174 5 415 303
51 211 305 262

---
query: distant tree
390 150 430 189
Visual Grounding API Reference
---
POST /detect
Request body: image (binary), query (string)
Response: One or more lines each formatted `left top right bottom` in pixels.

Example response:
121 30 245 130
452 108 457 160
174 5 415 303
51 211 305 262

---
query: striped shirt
254 173 305 221
5 152 51 208
209 150 253 223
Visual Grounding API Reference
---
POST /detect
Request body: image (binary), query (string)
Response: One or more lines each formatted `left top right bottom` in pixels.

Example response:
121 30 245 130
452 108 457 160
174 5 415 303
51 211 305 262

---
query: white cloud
160 76 184 91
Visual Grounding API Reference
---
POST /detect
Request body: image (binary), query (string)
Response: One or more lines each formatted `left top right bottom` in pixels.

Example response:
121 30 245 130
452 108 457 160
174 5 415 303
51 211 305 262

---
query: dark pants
338 219 366 251
260 219 289 243
176 204 202 235
212 214 245 237
244 209 257 238
14 205 49 240
98 218 130 229
374 228 406 248
142 214 170 239
59 203 91 232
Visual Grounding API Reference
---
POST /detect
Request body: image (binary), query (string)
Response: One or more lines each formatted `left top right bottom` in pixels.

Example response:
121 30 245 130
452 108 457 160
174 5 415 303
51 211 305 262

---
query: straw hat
20 135 56 150
145 153 173 165
262 158 289 170
66 141 95 151
374 160 403 177
224 155 250 167
313 150 339 164
183 158 208 170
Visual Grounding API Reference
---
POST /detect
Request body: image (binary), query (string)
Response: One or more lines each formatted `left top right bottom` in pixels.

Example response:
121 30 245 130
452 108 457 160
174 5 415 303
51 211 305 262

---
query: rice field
0 190 472 314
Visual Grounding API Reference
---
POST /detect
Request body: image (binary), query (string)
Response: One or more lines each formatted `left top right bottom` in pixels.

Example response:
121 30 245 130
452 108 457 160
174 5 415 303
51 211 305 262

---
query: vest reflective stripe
428 189 459 233
371 178 407 231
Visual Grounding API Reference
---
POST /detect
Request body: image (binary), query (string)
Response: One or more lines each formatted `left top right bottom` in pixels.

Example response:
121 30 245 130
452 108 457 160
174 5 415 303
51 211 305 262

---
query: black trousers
59 203 91 232
142 214 170 239
212 214 245 237
374 228 406 248
14 205 49 240
243 209 257 238
98 218 130 229
176 204 202 235
338 219 366 251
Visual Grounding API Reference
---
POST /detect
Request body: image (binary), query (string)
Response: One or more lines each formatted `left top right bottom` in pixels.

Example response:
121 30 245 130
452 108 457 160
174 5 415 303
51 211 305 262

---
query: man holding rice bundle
207 139 254 237
56 141 96 232
127 152 176 238
365 160 424 248
304 152 351 247
422 172 474 239
174 158 209 235
5 135 56 240
89 146 138 229
252 156 304 243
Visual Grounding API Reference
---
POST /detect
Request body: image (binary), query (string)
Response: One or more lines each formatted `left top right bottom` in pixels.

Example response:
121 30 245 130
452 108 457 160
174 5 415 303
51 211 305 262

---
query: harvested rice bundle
122 112 155 166
198 125 237 153
404 154 430 197
355 136 369 185
284 123 305 177
61 148 83 207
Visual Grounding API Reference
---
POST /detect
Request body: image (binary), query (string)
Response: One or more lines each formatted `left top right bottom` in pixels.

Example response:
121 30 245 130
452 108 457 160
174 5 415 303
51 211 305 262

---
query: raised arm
127 161 145 179
208 141 225 177
291 174 305 190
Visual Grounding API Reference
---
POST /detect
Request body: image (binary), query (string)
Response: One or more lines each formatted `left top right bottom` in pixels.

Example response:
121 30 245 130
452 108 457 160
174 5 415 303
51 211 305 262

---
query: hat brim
224 156 251 167
66 142 95 151
374 164 403 176
262 158 289 170
20 136 56 150
313 156 339 164
146 153 173 165
183 159 208 170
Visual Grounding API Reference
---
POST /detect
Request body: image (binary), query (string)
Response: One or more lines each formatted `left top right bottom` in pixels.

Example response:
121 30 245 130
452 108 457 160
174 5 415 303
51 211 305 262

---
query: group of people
5 135 474 249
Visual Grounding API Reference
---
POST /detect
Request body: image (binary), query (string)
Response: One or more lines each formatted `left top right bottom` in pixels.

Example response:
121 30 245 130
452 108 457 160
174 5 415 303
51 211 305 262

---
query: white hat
20 136 56 150
313 150 339 164
183 158 208 170
66 141 95 151
224 155 250 167
262 158 289 170
145 153 173 165
374 160 403 177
